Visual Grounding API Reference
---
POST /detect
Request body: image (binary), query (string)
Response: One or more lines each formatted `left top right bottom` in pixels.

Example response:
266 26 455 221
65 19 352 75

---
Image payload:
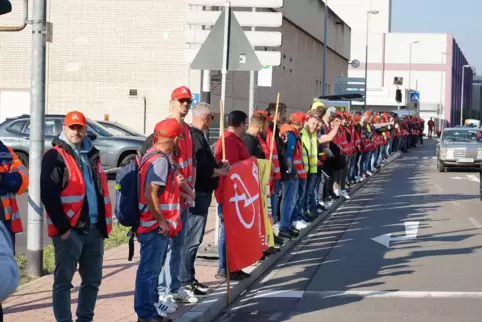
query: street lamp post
408 40 419 91
322 0 328 96
363 9 379 110
461 64 473 125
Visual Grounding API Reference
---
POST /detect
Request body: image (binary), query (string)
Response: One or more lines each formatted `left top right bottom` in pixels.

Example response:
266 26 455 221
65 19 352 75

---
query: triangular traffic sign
190 10 262 71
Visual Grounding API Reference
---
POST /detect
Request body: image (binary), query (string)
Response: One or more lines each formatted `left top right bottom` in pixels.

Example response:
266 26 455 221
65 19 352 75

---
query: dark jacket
241 133 265 159
191 126 220 193
40 137 108 237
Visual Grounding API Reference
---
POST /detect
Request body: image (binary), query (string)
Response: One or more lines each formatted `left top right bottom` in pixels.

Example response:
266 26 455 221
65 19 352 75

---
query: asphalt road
215 139 482 322
15 181 117 254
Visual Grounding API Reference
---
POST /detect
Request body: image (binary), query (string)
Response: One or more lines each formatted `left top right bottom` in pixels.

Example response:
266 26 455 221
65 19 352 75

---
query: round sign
351 59 360 68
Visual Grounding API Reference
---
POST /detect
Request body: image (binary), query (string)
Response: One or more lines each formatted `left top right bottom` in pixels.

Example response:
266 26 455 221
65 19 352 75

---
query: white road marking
468 217 482 229
467 175 480 183
451 201 460 206
254 290 482 299
371 221 419 247
434 184 443 192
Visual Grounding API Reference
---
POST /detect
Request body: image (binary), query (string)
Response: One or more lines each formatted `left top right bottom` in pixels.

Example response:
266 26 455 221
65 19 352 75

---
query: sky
391 0 481 73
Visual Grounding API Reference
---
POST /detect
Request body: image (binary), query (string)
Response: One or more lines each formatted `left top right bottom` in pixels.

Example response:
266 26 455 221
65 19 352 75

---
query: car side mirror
87 131 97 140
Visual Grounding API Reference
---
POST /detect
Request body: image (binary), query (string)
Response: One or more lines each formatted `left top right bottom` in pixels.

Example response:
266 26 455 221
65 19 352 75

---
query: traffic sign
190 9 262 71
192 93 201 105
410 91 420 102
185 11 283 28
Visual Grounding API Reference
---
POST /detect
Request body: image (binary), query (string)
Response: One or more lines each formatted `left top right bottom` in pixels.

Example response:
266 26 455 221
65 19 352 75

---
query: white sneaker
293 220 308 230
155 300 176 316
366 171 373 176
272 222 281 230
340 190 350 199
172 288 199 303
333 189 340 197
300 219 310 226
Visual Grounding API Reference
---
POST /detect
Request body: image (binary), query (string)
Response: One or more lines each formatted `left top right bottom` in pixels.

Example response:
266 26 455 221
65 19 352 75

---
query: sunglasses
177 98 192 105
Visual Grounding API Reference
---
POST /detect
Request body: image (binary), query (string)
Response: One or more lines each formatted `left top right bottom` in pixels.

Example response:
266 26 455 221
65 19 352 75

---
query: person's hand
177 174 186 186
217 168 229 176
158 219 169 236
221 160 231 172
60 229 71 241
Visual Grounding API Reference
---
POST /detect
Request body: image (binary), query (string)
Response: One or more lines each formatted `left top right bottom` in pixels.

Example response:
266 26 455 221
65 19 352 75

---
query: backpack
114 149 164 260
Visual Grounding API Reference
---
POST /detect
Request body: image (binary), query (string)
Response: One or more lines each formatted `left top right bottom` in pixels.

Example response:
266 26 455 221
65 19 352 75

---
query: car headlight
440 147 447 159
477 149 482 159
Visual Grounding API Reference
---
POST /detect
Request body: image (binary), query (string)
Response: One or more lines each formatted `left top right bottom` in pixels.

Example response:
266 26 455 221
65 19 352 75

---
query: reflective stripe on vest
137 152 181 237
1 193 22 233
177 123 194 186
293 135 307 179
300 128 318 174
264 127 281 179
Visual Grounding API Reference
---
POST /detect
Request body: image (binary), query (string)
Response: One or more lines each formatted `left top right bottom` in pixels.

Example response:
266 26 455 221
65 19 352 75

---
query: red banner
223 157 264 272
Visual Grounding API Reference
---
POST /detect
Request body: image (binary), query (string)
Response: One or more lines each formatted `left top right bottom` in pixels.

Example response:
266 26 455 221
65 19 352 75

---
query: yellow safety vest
300 128 318 174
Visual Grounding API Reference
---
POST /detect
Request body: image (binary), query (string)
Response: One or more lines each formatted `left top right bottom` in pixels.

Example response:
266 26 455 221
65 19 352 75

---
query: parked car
0 114 145 169
436 127 482 172
97 120 146 138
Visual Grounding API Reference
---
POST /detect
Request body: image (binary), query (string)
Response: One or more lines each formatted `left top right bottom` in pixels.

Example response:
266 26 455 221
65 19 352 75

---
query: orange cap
254 110 273 121
64 111 87 127
154 119 183 139
289 112 305 124
171 86 192 100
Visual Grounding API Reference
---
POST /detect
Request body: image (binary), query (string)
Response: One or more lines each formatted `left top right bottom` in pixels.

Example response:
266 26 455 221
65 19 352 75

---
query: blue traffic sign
192 93 201 106
410 91 420 102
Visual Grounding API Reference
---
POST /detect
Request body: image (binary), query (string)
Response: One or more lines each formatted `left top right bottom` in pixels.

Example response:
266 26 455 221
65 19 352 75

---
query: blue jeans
134 230 169 320
314 173 322 204
180 192 212 285
270 180 281 224
217 204 226 273
294 178 306 222
52 227 104 322
305 174 318 212
158 208 189 295
281 177 299 232
348 153 358 181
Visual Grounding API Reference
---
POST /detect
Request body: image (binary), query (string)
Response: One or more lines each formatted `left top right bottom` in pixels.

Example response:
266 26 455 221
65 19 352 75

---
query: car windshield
106 122 145 136
442 129 482 143
87 119 113 137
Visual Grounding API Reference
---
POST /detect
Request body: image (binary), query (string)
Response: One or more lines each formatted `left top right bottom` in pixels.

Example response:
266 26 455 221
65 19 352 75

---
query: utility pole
248 7 256 118
27 0 48 277
322 0 328 96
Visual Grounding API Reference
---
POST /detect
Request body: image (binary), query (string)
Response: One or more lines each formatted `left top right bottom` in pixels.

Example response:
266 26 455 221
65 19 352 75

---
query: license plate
457 157 474 163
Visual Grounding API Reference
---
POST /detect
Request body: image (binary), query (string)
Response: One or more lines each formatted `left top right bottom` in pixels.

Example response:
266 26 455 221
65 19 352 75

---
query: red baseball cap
254 110 274 121
290 112 306 124
171 86 192 100
64 111 87 127
154 119 183 139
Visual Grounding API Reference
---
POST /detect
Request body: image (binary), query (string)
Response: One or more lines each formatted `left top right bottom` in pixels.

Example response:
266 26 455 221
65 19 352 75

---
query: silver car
97 120 146 138
0 114 145 169
436 127 482 172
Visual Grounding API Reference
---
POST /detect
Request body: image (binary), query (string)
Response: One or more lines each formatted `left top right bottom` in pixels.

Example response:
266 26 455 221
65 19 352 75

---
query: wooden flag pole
219 99 231 304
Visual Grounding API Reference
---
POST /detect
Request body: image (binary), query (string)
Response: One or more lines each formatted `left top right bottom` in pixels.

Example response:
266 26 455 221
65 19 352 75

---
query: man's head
228 110 248 137
305 110 321 133
248 113 267 136
191 102 214 130
170 86 193 118
153 118 183 154
266 102 287 123
289 112 305 131
331 114 343 128
63 111 87 145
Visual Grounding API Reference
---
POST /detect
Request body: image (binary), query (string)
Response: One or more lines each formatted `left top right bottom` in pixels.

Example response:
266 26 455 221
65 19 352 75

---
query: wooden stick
219 99 231 304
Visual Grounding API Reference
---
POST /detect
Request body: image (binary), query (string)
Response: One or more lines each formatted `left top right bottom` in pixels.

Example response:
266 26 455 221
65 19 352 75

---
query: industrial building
0 0 351 133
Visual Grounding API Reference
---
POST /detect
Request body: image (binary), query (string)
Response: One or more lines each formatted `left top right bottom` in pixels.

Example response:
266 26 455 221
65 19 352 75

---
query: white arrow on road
372 221 420 247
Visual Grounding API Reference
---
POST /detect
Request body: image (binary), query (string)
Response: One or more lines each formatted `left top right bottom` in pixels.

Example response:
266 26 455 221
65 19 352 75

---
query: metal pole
248 7 256 118
27 0 47 278
363 12 369 109
408 43 412 91
201 70 211 104
461 66 465 125
439 53 446 131
322 0 328 96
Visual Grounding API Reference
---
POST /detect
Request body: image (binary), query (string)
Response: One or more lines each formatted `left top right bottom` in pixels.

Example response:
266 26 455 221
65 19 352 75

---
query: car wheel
16 152 29 168
437 160 446 172
119 154 137 167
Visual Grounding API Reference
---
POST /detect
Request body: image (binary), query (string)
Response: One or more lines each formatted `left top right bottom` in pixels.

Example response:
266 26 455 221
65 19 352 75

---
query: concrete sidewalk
2 205 222 322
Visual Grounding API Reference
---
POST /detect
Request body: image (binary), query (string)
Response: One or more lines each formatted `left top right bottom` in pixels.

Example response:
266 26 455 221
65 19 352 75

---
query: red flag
223 157 264 272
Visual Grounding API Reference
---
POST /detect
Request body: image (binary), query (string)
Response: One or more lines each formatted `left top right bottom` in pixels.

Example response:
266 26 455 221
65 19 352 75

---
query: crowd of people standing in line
0 84 428 322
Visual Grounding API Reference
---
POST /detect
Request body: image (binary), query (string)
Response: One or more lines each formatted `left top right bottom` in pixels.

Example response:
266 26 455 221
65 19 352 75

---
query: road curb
176 150 402 322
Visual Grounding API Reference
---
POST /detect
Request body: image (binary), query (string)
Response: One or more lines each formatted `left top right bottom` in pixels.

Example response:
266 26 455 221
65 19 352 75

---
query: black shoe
278 230 291 239
193 279 210 293
290 229 300 239
274 235 285 245
215 270 227 280
231 270 251 281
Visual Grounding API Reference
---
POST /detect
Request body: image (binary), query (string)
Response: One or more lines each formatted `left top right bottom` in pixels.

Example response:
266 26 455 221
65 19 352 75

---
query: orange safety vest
137 150 181 237
292 133 307 179
46 146 112 237
264 126 281 180
178 123 194 186
0 147 28 233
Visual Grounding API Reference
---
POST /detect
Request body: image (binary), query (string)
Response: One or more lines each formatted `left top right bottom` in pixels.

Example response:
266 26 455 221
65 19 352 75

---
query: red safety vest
333 127 353 156
177 122 194 186
137 150 181 237
46 146 112 237
0 147 28 233
361 127 375 152
292 132 307 179
265 126 281 180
